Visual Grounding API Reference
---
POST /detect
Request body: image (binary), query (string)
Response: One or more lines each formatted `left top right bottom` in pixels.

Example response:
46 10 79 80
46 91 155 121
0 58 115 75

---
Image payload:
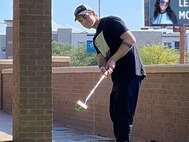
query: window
174 41 179 50
164 42 172 48
1 47 6 52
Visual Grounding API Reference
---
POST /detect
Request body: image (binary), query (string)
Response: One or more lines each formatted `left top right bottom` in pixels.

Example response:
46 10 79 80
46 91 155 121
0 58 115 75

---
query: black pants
109 76 143 142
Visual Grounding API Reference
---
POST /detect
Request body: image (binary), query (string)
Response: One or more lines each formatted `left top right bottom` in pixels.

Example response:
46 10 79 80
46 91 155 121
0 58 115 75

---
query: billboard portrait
145 0 189 26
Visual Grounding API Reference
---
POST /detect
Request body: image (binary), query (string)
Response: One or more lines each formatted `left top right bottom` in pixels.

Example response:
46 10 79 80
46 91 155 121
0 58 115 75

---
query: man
74 4 146 142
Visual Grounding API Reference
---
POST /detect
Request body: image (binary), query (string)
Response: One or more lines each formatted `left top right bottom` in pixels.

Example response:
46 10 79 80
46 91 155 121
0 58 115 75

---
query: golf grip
85 74 106 103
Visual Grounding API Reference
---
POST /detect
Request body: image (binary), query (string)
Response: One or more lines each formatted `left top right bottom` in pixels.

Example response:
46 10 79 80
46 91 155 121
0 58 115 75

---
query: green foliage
186 52 189 64
52 41 97 66
52 41 183 66
70 44 97 66
139 45 180 65
52 41 73 56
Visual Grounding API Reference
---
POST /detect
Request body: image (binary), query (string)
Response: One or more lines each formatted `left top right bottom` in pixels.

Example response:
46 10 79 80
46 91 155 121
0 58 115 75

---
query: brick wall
13 0 52 141
52 67 113 136
0 57 69 113
1 69 12 113
132 65 189 142
52 56 70 67
0 60 12 110
1 65 189 142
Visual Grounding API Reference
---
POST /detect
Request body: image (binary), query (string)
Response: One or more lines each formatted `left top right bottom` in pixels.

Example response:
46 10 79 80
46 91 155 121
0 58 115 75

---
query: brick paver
0 111 114 142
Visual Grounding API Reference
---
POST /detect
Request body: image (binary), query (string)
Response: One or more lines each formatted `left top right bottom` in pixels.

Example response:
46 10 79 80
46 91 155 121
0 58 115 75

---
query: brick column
13 0 52 142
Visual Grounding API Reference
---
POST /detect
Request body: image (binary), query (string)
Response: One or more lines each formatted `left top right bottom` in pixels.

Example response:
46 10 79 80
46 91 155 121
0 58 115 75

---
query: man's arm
98 31 136 76
106 31 136 70
109 31 136 62
97 53 108 74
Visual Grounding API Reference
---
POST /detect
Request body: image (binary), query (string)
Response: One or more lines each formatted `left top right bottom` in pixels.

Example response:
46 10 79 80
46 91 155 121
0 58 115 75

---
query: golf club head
75 100 88 112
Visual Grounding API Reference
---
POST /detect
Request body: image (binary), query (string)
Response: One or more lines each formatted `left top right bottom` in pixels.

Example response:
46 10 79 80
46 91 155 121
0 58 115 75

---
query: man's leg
113 122 131 142
110 76 143 142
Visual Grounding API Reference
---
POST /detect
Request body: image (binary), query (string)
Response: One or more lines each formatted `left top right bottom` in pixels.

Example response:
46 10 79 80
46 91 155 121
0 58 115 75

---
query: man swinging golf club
74 4 146 142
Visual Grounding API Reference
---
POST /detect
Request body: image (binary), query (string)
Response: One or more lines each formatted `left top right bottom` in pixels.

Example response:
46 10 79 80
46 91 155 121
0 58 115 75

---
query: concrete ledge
0 59 13 65
52 56 71 63
2 64 189 74
52 66 100 74
0 56 70 66
0 131 12 142
52 64 189 74
145 64 189 73
1 66 100 74
2 69 12 74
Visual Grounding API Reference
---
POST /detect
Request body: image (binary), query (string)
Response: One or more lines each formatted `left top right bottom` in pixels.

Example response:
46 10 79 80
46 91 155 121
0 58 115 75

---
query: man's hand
106 58 116 70
105 58 115 75
100 66 107 75
100 58 115 76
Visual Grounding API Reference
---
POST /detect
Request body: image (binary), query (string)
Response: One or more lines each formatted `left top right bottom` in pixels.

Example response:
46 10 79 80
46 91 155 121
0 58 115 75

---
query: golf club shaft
85 74 106 103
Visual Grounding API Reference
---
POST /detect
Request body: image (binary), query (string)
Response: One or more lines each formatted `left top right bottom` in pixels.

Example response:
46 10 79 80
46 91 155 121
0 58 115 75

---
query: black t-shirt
93 16 146 82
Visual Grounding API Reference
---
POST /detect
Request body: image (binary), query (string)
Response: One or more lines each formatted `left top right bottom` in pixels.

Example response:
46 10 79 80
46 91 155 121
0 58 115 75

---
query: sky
0 0 145 34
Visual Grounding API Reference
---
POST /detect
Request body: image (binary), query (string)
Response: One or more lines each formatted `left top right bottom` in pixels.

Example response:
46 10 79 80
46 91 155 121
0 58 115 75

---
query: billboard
145 0 189 26
86 40 96 54
86 34 96 54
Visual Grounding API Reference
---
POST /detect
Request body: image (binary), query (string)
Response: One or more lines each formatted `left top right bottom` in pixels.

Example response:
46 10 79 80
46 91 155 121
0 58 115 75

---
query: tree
138 45 179 65
52 41 73 56
52 41 182 66
186 52 189 64
52 41 97 66
70 44 97 66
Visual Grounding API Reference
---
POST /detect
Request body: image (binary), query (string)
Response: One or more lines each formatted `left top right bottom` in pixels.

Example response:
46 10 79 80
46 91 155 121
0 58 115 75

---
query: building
4 20 13 59
0 35 6 59
52 28 89 48
57 28 72 44
132 31 162 47
162 32 180 49
187 34 189 51
72 32 88 47
1 19 189 59
53 29 188 51
0 20 13 59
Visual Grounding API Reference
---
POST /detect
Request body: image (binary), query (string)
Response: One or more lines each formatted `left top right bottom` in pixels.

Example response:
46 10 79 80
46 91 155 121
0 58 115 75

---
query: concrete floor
0 111 114 142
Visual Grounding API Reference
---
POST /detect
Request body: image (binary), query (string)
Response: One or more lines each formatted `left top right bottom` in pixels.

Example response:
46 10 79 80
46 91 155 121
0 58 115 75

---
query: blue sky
0 0 144 34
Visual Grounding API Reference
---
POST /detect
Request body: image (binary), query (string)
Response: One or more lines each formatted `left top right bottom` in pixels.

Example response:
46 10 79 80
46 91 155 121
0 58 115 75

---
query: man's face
77 12 96 29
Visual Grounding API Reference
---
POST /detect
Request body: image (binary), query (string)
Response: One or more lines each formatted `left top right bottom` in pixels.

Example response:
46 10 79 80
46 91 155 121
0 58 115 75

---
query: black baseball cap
74 4 93 21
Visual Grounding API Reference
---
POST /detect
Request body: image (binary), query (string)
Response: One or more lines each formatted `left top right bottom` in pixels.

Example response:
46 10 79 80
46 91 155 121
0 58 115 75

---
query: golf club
75 72 107 112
